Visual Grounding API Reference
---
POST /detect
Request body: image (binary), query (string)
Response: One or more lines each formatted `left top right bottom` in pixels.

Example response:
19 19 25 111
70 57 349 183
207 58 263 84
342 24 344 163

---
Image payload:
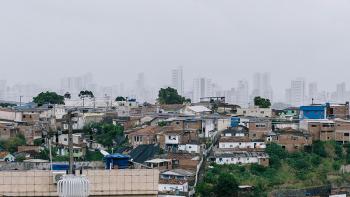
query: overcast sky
1 0 350 100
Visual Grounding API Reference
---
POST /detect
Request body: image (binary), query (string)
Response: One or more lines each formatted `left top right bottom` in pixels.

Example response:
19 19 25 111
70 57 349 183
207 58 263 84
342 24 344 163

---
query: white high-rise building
171 67 184 95
252 72 273 101
308 82 318 104
289 78 305 107
335 82 347 103
0 80 6 100
192 77 212 103
236 80 249 108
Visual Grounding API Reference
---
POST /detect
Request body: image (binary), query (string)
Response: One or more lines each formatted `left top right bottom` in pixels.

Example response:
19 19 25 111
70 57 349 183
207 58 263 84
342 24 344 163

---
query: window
64 138 67 141
256 124 266 128
345 133 350 137
311 125 317 128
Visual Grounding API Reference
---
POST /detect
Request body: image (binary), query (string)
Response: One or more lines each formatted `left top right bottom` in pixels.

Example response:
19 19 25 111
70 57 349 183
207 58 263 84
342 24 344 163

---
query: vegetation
158 87 189 105
0 134 26 153
64 92 71 99
158 121 167 127
83 122 125 148
38 147 70 161
115 96 126 101
0 103 17 108
33 91 65 106
197 142 350 197
78 90 94 99
86 150 104 161
254 96 271 108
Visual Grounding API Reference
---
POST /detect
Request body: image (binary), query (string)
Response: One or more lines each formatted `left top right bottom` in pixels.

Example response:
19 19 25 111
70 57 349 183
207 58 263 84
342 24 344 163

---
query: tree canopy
64 92 71 99
0 103 17 108
254 96 271 108
79 90 94 99
83 122 125 148
158 87 188 104
33 91 65 106
115 96 126 101
0 134 26 153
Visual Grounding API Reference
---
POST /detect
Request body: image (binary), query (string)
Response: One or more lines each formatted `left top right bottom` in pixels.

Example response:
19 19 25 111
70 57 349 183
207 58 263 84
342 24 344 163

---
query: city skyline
1 0 350 102
1 69 350 106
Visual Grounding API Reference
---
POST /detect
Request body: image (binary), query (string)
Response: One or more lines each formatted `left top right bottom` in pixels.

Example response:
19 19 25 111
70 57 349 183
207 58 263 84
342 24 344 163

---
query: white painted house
236 107 272 118
218 137 266 149
178 143 201 154
212 151 269 166
180 106 211 116
158 179 189 193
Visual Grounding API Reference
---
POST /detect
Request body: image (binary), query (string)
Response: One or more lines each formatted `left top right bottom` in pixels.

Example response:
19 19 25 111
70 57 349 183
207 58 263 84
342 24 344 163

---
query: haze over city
1 0 350 104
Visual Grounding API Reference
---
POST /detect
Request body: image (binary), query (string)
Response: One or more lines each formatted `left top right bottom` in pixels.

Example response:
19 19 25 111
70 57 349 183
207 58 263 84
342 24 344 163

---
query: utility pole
67 111 74 174
19 95 23 107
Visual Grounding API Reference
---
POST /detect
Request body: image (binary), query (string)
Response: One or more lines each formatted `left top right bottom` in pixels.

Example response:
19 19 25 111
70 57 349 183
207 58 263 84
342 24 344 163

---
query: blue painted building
230 117 240 127
104 153 130 169
299 105 327 120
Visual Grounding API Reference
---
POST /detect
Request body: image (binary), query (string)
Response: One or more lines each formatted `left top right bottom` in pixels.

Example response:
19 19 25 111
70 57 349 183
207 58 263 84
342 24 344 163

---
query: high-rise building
0 80 6 100
236 80 249 107
171 67 184 96
289 78 305 107
335 82 346 103
192 77 212 103
308 82 318 104
252 72 273 101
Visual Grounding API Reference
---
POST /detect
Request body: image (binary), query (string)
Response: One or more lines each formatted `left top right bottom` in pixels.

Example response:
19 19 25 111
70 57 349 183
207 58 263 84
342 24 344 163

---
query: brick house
334 118 350 143
245 118 272 141
168 153 201 171
127 126 171 148
300 119 335 141
327 102 350 119
267 128 312 152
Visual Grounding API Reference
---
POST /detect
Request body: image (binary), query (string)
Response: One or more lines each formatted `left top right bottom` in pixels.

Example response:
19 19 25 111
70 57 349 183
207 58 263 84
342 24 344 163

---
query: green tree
158 87 187 104
0 134 26 153
33 91 65 106
0 103 17 108
78 90 94 99
266 143 288 168
158 121 167 127
115 96 126 101
83 122 124 148
312 141 327 157
64 92 71 99
213 173 239 197
254 96 271 108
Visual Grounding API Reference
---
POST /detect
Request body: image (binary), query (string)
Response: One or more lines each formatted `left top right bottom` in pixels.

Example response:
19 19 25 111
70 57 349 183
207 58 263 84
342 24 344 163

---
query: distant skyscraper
289 78 305 107
192 77 212 103
252 72 273 101
236 80 249 107
0 80 6 100
171 67 184 95
336 82 346 103
308 82 318 104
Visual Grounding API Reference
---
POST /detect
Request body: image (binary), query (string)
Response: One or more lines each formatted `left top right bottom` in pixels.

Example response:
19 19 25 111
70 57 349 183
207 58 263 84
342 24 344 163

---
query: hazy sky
1 0 350 100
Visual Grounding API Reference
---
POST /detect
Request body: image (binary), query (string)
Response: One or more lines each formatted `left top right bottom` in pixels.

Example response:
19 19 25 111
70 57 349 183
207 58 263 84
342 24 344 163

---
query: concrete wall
0 169 159 196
